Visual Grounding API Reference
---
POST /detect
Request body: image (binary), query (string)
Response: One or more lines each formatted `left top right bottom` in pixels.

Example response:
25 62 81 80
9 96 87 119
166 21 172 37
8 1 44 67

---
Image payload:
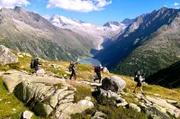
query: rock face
101 76 126 92
0 45 18 65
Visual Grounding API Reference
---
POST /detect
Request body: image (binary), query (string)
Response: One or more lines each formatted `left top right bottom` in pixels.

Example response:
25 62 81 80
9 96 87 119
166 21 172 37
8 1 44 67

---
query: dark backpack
94 66 100 72
69 64 74 71
134 71 140 82
30 59 35 68
134 76 139 82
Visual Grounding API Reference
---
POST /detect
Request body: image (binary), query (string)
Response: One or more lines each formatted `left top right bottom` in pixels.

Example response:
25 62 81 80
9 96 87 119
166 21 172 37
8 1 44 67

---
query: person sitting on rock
133 70 145 95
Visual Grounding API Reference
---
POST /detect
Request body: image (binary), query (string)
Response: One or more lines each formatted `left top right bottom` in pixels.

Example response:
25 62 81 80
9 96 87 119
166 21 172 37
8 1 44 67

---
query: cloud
46 0 112 12
0 0 30 8
43 14 51 20
173 2 179 6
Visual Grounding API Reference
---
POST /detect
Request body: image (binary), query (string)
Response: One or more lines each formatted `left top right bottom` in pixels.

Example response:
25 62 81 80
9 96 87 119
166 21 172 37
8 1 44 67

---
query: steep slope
146 60 180 88
0 6 94 61
50 15 126 50
95 7 180 76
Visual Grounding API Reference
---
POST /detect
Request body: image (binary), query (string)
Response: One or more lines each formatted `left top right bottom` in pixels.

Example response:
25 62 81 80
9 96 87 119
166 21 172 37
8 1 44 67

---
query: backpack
30 59 35 68
94 66 100 72
134 71 140 82
69 64 74 71
134 76 139 82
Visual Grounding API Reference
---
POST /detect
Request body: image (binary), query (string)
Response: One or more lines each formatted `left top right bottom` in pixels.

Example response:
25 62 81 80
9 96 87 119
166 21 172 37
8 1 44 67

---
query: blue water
77 57 101 66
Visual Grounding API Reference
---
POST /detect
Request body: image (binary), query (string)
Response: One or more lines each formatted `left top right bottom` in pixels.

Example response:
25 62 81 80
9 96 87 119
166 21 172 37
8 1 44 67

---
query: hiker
133 70 145 95
30 58 41 75
69 62 77 80
94 64 103 83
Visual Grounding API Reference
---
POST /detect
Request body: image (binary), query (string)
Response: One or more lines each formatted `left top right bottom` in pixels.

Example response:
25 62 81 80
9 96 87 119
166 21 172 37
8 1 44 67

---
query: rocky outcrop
101 76 126 92
2 70 29 93
2 70 94 118
0 45 18 65
146 96 180 118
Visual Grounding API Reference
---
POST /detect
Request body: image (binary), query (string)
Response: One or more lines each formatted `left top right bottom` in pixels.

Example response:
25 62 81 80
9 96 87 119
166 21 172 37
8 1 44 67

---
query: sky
0 0 180 25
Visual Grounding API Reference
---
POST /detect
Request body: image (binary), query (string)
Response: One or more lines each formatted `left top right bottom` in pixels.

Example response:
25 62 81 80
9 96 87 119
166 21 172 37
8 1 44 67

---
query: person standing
30 58 41 75
69 62 77 80
94 64 103 83
133 70 145 95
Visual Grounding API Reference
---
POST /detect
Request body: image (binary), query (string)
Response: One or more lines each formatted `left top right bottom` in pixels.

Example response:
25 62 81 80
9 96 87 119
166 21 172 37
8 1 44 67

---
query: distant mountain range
1 6 179 80
50 15 126 50
0 6 96 61
95 7 180 77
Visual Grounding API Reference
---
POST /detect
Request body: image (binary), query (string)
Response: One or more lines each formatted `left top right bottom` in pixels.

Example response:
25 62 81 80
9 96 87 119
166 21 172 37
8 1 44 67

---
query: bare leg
133 86 137 93
140 87 144 95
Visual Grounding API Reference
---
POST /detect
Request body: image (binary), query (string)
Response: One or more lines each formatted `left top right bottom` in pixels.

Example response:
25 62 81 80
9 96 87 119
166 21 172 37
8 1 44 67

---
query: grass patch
46 67 67 77
0 76 28 118
71 108 96 119
74 85 92 103
0 76 48 119
98 105 148 119
143 85 180 100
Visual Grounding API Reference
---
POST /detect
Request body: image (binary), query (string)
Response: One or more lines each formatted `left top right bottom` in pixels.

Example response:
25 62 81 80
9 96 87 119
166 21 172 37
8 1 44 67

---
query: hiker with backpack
30 58 41 75
133 70 145 95
69 62 77 80
94 64 103 83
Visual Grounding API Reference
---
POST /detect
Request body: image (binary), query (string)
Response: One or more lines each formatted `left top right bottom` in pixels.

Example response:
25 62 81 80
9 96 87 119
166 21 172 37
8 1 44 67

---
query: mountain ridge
50 15 127 50
95 7 180 77
0 6 95 61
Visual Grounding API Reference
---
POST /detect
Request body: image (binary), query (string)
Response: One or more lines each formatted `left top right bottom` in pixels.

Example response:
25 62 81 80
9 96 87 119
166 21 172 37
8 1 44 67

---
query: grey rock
22 110 33 119
0 45 18 65
128 103 141 112
62 100 94 115
56 102 73 112
102 76 126 92
100 88 121 101
2 73 23 93
146 106 171 119
33 103 53 117
102 67 109 73
91 111 106 119
116 101 128 107
146 96 180 118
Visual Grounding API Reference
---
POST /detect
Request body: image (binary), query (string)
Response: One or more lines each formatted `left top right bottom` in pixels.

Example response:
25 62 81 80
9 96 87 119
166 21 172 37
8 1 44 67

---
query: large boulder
2 70 28 93
102 76 126 92
0 45 18 65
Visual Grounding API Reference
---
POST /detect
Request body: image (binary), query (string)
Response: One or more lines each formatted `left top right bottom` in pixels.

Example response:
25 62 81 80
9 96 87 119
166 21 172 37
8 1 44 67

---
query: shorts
35 66 39 71
137 81 142 87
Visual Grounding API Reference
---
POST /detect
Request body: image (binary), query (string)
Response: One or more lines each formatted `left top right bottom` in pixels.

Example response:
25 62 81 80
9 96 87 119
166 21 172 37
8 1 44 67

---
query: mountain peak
103 21 125 29
121 18 136 26
13 6 25 13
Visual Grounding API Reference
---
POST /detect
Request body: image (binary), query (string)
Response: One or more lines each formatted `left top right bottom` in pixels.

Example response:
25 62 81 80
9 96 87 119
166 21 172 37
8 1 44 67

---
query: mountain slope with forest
95 7 180 77
146 60 180 88
0 6 94 61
